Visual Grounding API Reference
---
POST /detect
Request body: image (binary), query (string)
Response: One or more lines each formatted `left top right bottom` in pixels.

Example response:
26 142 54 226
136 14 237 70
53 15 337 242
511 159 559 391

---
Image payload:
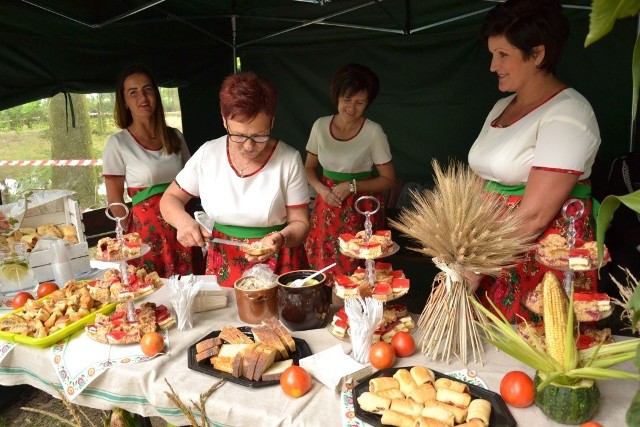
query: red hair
219 72 277 122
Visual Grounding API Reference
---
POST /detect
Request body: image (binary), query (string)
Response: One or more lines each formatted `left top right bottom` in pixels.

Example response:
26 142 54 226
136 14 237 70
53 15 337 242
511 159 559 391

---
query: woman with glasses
304 63 396 279
102 64 204 277
160 71 310 287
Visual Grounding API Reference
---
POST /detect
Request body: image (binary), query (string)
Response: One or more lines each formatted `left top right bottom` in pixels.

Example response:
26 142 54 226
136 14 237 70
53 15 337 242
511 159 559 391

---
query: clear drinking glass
0 242 38 295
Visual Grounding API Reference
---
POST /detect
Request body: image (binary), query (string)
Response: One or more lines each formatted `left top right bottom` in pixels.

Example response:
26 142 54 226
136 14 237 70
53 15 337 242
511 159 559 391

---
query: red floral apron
305 175 386 281
126 188 205 278
477 181 598 323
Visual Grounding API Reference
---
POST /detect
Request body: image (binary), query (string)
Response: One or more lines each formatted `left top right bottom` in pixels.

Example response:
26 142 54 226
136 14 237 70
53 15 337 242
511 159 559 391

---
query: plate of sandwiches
353 366 516 427
187 318 312 388
339 230 400 260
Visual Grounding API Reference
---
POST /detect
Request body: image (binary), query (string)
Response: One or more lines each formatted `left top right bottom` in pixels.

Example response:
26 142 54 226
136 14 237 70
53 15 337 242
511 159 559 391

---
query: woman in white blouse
468 0 601 322
160 72 310 287
102 64 204 277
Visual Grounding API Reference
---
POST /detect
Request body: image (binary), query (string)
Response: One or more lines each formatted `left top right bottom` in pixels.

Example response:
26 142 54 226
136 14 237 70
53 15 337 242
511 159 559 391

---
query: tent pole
232 15 238 73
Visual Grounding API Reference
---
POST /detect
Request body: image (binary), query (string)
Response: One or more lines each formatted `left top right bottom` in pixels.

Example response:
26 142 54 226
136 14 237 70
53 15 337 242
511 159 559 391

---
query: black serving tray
353 367 516 427
187 326 312 388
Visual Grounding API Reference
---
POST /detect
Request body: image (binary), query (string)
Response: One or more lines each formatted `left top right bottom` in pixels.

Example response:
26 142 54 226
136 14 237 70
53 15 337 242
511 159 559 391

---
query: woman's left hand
332 182 351 204
244 233 283 262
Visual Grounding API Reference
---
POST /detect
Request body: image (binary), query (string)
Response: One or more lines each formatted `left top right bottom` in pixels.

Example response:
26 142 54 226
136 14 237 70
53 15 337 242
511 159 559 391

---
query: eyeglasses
227 133 271 144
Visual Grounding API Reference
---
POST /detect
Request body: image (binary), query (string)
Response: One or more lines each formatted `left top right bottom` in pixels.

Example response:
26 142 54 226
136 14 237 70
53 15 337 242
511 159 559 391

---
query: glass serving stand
95 203 152 322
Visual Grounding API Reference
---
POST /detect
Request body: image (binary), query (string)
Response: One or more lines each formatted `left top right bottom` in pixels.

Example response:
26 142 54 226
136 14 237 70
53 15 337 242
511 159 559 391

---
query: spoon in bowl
290 262 337 288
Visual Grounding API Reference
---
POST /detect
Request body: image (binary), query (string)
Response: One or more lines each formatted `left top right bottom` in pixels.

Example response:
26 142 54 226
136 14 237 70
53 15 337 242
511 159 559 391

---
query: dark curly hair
330 63 380 110
481 0 569 74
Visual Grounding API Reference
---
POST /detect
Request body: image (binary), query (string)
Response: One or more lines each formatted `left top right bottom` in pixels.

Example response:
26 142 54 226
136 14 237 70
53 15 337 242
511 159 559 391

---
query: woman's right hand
176 218 206 248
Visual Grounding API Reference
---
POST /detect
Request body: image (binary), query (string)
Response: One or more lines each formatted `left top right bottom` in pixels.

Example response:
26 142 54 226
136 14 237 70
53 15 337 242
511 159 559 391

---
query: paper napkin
300 344 372 393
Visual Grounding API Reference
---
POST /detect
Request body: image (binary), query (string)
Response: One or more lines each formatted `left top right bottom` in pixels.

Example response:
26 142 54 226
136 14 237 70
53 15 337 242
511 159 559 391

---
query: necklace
231 151 254 177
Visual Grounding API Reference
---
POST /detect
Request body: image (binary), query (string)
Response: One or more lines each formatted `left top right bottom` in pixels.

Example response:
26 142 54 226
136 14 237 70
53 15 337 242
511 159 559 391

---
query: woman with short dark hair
468 0 601 322
304 63 396 279
160 71 310 287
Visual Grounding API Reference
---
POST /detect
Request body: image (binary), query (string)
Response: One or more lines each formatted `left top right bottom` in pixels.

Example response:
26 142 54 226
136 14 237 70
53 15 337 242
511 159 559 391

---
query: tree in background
48 93 98 209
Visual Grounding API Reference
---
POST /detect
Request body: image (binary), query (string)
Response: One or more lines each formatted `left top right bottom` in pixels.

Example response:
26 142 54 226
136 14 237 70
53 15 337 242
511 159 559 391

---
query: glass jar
0 242 38 295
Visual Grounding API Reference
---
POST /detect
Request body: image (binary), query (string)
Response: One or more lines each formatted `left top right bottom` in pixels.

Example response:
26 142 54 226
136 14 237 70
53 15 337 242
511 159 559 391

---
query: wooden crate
21 196 91 283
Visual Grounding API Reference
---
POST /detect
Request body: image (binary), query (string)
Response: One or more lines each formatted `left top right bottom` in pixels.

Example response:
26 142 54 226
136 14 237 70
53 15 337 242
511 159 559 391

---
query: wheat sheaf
389 160 533 363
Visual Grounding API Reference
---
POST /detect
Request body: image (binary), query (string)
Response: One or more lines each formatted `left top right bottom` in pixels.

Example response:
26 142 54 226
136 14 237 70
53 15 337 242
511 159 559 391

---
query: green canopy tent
0 0 635 182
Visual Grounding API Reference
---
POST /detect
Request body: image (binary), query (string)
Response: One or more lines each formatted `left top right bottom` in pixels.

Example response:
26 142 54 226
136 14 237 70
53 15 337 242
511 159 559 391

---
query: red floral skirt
127 194 205 278
477 193 598 323
206 229 308 287
304 175 386 281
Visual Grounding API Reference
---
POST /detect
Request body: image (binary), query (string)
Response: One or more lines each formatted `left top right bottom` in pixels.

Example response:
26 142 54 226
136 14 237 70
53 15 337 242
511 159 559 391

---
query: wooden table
0 286 637 426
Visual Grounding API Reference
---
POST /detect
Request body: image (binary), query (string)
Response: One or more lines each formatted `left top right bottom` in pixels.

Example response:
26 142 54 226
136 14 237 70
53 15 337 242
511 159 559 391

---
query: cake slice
391 278 410 294
372 283 393 301
195 336 224 353
573 292 612 321
252 344 279 381
219 326 254 344
568 248 591 270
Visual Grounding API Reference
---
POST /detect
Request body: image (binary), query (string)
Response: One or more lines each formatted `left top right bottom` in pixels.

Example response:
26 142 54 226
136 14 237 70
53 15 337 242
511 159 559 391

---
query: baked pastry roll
423 400 467 424
377 388 406 400
410 366 435 386
356 391 390 414
19 227 36 235
20 233 38 248
37 223 55 235
393 368 418 395
436 387 472 408
434 377 469 394
43 226 63 238
466 398 491 426
390 398 423 417
456 420 485 427
406 383 437 404
60 224 76 237
380 409 415 427
369 377 400 393
412 416 450 427
420 406 455 426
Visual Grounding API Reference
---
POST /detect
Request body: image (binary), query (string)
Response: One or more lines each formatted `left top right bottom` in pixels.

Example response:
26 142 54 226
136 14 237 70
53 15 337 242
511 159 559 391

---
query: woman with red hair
160 72 310 287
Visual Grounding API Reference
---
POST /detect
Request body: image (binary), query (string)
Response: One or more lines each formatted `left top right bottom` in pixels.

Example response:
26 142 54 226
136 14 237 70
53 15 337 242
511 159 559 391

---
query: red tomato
37 282 59 299
580 423 604 427
390 331 416 357
500 371 534 408
140 332 165 357
11 291 34 310
369 342 396 369
280 365 312 398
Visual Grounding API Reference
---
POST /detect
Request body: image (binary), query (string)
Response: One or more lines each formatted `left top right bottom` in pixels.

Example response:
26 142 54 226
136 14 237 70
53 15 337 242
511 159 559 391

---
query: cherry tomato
280 365 312 398
140 332 165 356
580 422 604 427
369 342 396 369
37 282 60 299
11 291 34 310
390 331 416 357
500 371 534 408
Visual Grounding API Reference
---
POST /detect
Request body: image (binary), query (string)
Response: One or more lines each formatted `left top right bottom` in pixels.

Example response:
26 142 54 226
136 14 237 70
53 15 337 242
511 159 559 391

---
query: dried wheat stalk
610 266 640 333
164 377 225 426
390 160 533 364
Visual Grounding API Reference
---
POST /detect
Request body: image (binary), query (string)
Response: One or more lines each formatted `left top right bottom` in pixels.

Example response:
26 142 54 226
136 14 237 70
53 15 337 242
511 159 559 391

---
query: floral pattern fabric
305 175 385 281
477 186 598 324
126 192 205 278
206 229 308 287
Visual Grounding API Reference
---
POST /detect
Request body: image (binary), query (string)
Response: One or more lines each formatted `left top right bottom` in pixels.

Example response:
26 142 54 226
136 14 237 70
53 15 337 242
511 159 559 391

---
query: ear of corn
543 272 568 367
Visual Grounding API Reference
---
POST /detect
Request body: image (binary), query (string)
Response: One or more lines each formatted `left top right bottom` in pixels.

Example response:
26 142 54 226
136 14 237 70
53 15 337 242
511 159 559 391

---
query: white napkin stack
300 344 372 393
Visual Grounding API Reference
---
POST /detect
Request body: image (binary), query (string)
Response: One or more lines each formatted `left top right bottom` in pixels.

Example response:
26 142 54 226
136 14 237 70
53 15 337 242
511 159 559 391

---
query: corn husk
389 160 534 364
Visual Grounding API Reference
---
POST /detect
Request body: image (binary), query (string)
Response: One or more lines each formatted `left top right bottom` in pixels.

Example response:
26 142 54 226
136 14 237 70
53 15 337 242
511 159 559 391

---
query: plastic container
50 239 74 286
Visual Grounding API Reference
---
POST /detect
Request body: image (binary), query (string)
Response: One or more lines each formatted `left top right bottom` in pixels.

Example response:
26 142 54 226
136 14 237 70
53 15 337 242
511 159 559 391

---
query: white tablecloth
0 284 636 426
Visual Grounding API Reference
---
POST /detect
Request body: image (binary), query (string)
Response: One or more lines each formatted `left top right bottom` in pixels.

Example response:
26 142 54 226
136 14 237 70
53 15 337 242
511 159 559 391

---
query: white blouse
468 88 600 185
175 136 309 227
102 129 190 188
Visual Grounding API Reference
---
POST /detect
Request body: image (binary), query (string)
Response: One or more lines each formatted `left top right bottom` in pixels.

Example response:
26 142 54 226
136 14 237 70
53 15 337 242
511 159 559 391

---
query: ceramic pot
234 277 278 324
276 270 332 331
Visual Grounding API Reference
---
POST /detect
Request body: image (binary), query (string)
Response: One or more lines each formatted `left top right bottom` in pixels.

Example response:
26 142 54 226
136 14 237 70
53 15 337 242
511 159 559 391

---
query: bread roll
37 223 55 235
393 368 418 395
60 225 77 237
43 226 63 238
422 400 467 424
412 416 450 427
377 388 406 400
420 406 455 426
356 392 390 414
436 387 472 408
242 242 273 256
369 377 400 393
410 366 435 386
19 227 36 235
466 398 491 426
434 377 469 394
406 383 437 404
390 398 423 417
380 409 415 427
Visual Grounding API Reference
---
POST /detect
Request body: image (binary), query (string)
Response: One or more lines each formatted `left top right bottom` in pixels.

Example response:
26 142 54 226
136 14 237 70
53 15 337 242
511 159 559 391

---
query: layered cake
87 265 163 302
338 229 395 258
537 234 610 269
333 264 410 301
96 232 142 260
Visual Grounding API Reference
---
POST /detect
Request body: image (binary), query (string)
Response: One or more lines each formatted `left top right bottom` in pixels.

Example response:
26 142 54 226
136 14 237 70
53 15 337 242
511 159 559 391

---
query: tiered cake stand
93 203 152 322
